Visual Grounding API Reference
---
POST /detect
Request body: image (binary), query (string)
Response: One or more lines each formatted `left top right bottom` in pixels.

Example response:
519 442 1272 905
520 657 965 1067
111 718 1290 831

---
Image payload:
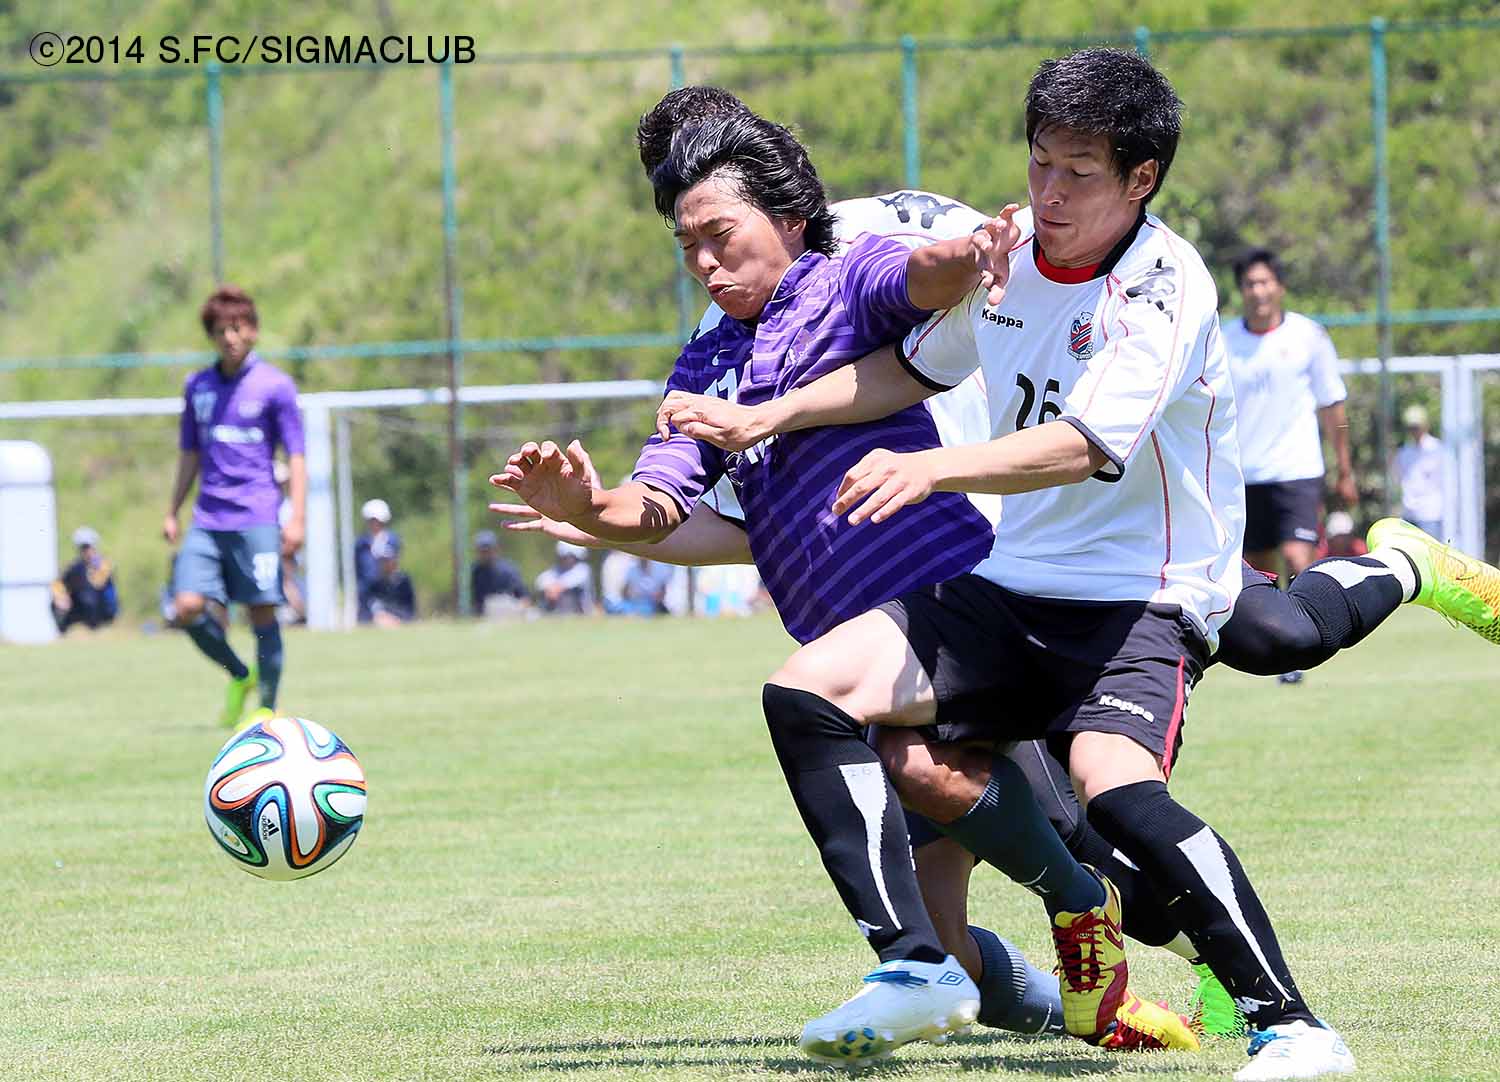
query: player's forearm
287 454 308 523
928 420 1108 495
1319 403 1354 476
761 346 934 436
168 452 200 514
617 503 752 565
569 482 683 544
905 236 981 310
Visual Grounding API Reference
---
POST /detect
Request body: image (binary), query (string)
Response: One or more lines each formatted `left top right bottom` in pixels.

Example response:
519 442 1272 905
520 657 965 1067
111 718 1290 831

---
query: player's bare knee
173 592 206 624
768 641 862 711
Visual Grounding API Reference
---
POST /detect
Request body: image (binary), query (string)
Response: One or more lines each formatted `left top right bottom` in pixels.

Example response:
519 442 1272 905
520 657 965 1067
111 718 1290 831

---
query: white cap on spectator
1325 510 1356 538
556 541 588 560
1401 404 1429 428
362 498 392 523
72 526 100 547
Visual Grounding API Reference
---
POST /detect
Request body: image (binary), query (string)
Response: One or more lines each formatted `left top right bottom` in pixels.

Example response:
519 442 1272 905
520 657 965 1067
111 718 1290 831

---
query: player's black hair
637 86 751 176
1232 247 1284 287
1025 47 1182 203
650 111 838 256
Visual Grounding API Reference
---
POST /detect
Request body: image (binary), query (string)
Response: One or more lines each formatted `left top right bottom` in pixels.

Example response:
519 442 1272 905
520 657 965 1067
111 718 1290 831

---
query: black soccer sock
1003 740 1183 945
1065 820 1185 949
969 924 1065 1034
186 614 250 680
1216 555 1406 676
1086 781 1317 1031
940 755 1104 916
763 684 946 964
253 621 283 710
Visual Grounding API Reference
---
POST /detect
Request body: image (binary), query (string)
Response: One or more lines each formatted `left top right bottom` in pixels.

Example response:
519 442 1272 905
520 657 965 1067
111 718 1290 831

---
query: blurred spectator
1392 404 1444 537
52 527 118 633
536 541 594 614
693 564 763 618
1318 510 1368 559
605 556 676 616
600 550 634 613
275 460 307 624
471 529 528 618
355 498 400 622
366 532 416 627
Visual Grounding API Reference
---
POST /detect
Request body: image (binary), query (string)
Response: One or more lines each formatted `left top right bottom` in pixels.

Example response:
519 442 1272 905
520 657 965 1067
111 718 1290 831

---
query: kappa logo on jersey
1068 311 1094 361
981 307 1024 330
877 191 963 229
1124 258 1179 321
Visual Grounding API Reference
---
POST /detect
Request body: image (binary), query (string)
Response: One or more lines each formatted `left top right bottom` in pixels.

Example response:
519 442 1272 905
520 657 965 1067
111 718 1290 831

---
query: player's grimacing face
1239 263 1285 322
1028 127 1155 267
673 173 805 320
209 317 258 367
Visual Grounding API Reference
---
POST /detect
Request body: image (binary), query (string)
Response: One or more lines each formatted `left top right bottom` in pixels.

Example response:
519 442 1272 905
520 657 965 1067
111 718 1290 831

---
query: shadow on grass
483 1032 1125 1075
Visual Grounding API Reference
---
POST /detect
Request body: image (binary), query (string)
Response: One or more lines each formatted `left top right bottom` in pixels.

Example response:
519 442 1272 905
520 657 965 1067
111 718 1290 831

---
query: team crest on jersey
1067 312 1094 361
192 390 218 423
238 399 264 419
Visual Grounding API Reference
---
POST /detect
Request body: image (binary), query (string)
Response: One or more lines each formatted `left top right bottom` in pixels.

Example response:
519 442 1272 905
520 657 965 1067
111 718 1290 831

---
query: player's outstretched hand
489 439 596 523
971 203 1023 307
488 503 607 549
656 391 770 451
833 448 937 525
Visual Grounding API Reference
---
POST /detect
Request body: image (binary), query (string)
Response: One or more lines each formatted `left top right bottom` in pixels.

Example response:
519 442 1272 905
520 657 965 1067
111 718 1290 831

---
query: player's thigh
172 527 227 607
220 526 284 607
770 607 937 725
1005 738 1085 844
1049 603 1208 800
1280 538 1317 575
1274 477 1323 554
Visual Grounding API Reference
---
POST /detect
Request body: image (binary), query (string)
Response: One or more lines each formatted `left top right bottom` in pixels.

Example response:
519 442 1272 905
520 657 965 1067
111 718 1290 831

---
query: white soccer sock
1368 546 1419 603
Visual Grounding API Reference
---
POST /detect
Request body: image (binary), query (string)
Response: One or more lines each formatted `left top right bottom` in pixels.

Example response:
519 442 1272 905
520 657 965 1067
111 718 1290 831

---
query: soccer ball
204 715 366 880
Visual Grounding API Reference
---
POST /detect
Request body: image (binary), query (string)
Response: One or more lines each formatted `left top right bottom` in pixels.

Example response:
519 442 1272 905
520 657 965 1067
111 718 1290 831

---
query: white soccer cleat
798 955 979 1068
1233 1019 1356 1081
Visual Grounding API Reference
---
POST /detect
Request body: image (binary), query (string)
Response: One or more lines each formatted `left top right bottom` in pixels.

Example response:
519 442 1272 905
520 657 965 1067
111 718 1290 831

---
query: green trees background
2 1 1498 617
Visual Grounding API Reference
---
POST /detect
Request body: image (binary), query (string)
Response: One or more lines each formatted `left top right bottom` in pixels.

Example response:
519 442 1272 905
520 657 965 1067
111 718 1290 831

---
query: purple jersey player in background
164 285 305 728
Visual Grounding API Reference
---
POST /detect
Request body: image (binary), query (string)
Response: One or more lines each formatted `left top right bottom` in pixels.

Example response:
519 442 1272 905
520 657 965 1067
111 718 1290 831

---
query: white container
0 441 59 644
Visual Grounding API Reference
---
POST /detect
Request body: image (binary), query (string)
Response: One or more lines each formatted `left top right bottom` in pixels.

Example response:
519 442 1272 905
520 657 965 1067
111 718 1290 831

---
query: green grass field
3 609 1497 1081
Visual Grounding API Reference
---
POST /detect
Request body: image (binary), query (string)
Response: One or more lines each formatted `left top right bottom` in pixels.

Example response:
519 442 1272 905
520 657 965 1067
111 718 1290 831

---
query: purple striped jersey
633 233 995 644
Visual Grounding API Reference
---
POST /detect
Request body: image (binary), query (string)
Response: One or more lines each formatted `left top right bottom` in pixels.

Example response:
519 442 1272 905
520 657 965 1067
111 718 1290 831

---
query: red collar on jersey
1032 207 1148 285
1034 250 1101 284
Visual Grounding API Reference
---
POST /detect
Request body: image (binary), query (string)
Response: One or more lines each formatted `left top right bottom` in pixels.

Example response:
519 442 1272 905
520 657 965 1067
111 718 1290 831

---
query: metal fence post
901 35 920 189
205 61 225 283
1370 16 1394 513
439 58 469 615
668 45 696 341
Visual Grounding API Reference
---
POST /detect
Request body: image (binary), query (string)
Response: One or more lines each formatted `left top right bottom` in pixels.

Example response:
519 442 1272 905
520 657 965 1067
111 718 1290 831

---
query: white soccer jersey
901 212 1245 646
1220 312 1345 484
692 190 1004 525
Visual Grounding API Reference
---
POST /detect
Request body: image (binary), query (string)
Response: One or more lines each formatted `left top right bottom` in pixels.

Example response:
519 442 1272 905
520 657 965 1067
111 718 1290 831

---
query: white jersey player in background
1222 247 1356 578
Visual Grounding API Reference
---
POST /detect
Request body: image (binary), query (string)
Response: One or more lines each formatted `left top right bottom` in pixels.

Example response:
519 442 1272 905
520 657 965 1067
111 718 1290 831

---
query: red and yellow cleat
1051 868 1129 1040
1095 992 1202 1052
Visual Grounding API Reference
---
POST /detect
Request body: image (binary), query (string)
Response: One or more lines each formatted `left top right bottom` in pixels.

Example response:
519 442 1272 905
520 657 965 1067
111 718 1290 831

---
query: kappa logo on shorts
1097 693 1155 724
1067 311 1094 361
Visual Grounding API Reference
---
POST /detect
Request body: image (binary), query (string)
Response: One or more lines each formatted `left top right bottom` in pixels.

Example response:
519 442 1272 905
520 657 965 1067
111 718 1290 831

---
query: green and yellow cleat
1187 962 1245 1038
1367 518 1500 644
219 665 258 729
